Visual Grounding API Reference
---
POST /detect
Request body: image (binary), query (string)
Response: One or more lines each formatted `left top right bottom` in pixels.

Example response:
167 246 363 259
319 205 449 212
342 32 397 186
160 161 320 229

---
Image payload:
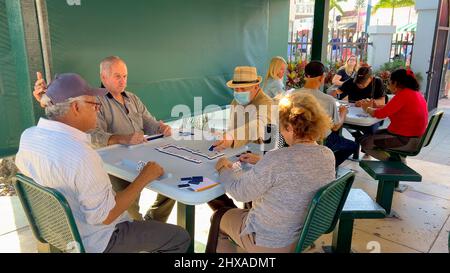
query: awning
337 22 357 30
397 22 416 32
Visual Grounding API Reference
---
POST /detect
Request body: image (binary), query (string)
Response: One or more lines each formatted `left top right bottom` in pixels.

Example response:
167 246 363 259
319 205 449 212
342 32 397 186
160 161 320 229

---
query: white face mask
234 91 251 105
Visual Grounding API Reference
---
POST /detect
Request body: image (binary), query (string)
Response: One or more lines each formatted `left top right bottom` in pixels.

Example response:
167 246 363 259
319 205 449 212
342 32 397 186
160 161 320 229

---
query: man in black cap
292 61 358 167
16 73 190 253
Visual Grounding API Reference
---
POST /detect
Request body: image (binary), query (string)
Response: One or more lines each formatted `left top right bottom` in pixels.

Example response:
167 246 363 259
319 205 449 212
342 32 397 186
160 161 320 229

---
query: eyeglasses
83 101 102 111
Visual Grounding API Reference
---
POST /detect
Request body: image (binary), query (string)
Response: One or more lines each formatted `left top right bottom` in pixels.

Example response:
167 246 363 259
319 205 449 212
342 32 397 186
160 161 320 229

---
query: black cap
305 61 326 78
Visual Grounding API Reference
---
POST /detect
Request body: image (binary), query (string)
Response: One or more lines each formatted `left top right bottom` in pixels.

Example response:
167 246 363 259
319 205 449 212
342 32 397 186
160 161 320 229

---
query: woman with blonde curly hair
263 56 287 98
212 92 336 253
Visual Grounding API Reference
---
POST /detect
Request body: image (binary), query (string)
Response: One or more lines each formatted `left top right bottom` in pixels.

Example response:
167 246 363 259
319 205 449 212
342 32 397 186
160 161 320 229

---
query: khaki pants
109 175 176 222
144 194 176 223
109 175 143 221
217 208 296 253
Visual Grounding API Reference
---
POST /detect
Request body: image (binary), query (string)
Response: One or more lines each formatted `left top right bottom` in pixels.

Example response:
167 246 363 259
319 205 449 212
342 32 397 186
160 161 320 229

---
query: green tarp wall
0 0 40 157
0 0 289 157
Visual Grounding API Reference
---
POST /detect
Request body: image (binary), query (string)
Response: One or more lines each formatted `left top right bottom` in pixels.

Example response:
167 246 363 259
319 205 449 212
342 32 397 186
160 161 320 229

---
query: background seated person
333 66 386 148
212 66 274 152
263 56 287 98
333 66 386 107
360 69 428 162
294 61 358 168
213 92 335 253
208 66 274 211
328 55 358 98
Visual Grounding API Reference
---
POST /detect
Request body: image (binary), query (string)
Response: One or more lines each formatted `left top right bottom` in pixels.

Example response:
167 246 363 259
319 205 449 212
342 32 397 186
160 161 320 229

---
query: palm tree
330 0 346 36
372 0 415 26
330 0 345 15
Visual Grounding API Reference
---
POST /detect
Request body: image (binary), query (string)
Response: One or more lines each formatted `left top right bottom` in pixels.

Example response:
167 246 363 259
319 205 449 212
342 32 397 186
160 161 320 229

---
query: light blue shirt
264 78 285 98
15 118 129 253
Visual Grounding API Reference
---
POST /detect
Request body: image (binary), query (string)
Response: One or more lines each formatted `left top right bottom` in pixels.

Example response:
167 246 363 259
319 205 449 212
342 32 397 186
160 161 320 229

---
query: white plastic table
337 101 383 127
97 130 250 252
337 101 387 159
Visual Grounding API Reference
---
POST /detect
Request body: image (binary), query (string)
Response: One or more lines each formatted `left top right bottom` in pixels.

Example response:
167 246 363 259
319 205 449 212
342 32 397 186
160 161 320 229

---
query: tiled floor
1 99 449 253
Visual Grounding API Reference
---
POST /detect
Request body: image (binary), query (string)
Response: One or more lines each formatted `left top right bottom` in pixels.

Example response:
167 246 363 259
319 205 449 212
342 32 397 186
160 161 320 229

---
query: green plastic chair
295 170 355 252
14 174 85 253
385 110 444 161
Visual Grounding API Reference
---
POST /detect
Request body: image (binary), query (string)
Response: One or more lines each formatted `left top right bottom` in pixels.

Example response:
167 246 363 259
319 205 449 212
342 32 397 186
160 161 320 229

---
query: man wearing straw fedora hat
208 66 274 212
212 66 274 151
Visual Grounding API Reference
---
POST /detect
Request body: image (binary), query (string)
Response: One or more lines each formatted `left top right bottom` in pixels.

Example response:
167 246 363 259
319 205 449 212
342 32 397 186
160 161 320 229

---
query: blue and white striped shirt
15 118 129 253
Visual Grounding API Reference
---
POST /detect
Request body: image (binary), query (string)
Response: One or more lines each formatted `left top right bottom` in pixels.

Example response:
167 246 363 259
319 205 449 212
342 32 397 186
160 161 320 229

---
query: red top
374 88 428 137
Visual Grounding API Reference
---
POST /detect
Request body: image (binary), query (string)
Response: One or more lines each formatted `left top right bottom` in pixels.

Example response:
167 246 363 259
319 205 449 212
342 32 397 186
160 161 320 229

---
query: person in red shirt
359 68 428 161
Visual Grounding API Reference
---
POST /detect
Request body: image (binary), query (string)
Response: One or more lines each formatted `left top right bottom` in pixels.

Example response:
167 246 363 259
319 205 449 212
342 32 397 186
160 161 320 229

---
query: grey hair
41 94 86 120
100 56 125 76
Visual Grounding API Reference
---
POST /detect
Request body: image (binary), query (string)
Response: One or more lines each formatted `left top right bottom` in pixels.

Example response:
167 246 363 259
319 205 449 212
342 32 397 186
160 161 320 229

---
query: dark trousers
360 129 421 161
347 122 382 143
103 221 190 253
325 131 359 167
207 194 238 211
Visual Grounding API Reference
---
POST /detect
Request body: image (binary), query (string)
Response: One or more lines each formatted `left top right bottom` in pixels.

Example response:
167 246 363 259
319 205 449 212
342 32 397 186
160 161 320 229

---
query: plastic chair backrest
14 174 85 253
295 170 355 253
420 110 444 149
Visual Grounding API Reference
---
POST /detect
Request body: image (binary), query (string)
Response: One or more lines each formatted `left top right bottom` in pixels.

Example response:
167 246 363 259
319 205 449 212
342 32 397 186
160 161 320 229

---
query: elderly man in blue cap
16 73 190 253
32 56 174 223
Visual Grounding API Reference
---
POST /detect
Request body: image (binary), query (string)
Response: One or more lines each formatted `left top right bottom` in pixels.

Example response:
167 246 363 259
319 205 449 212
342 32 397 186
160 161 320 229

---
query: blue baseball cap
46 73 107 104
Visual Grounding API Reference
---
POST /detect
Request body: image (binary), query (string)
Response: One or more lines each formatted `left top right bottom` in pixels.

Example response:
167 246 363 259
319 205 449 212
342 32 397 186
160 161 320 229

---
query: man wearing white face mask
208 66 274 211
213 66 274 151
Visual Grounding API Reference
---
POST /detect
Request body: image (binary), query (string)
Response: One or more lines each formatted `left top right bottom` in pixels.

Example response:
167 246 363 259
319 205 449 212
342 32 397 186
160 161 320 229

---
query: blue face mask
234 91 251 105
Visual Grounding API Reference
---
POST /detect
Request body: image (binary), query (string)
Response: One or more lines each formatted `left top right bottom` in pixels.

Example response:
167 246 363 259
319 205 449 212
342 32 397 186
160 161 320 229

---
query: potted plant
286 60 307 89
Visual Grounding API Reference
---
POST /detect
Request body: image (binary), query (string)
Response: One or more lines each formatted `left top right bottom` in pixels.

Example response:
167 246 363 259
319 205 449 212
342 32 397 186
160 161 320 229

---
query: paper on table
189 177 219 192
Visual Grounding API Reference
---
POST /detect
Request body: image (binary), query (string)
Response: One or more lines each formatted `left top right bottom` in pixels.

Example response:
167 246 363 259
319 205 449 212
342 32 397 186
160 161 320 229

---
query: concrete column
410 0 439 91
367 25 396 71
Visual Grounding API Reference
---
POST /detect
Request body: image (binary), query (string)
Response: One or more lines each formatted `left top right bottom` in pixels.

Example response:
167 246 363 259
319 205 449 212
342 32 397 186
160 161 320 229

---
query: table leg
177 202 195 253
331 218 354 253
353 143 360 160
376 180 396 215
